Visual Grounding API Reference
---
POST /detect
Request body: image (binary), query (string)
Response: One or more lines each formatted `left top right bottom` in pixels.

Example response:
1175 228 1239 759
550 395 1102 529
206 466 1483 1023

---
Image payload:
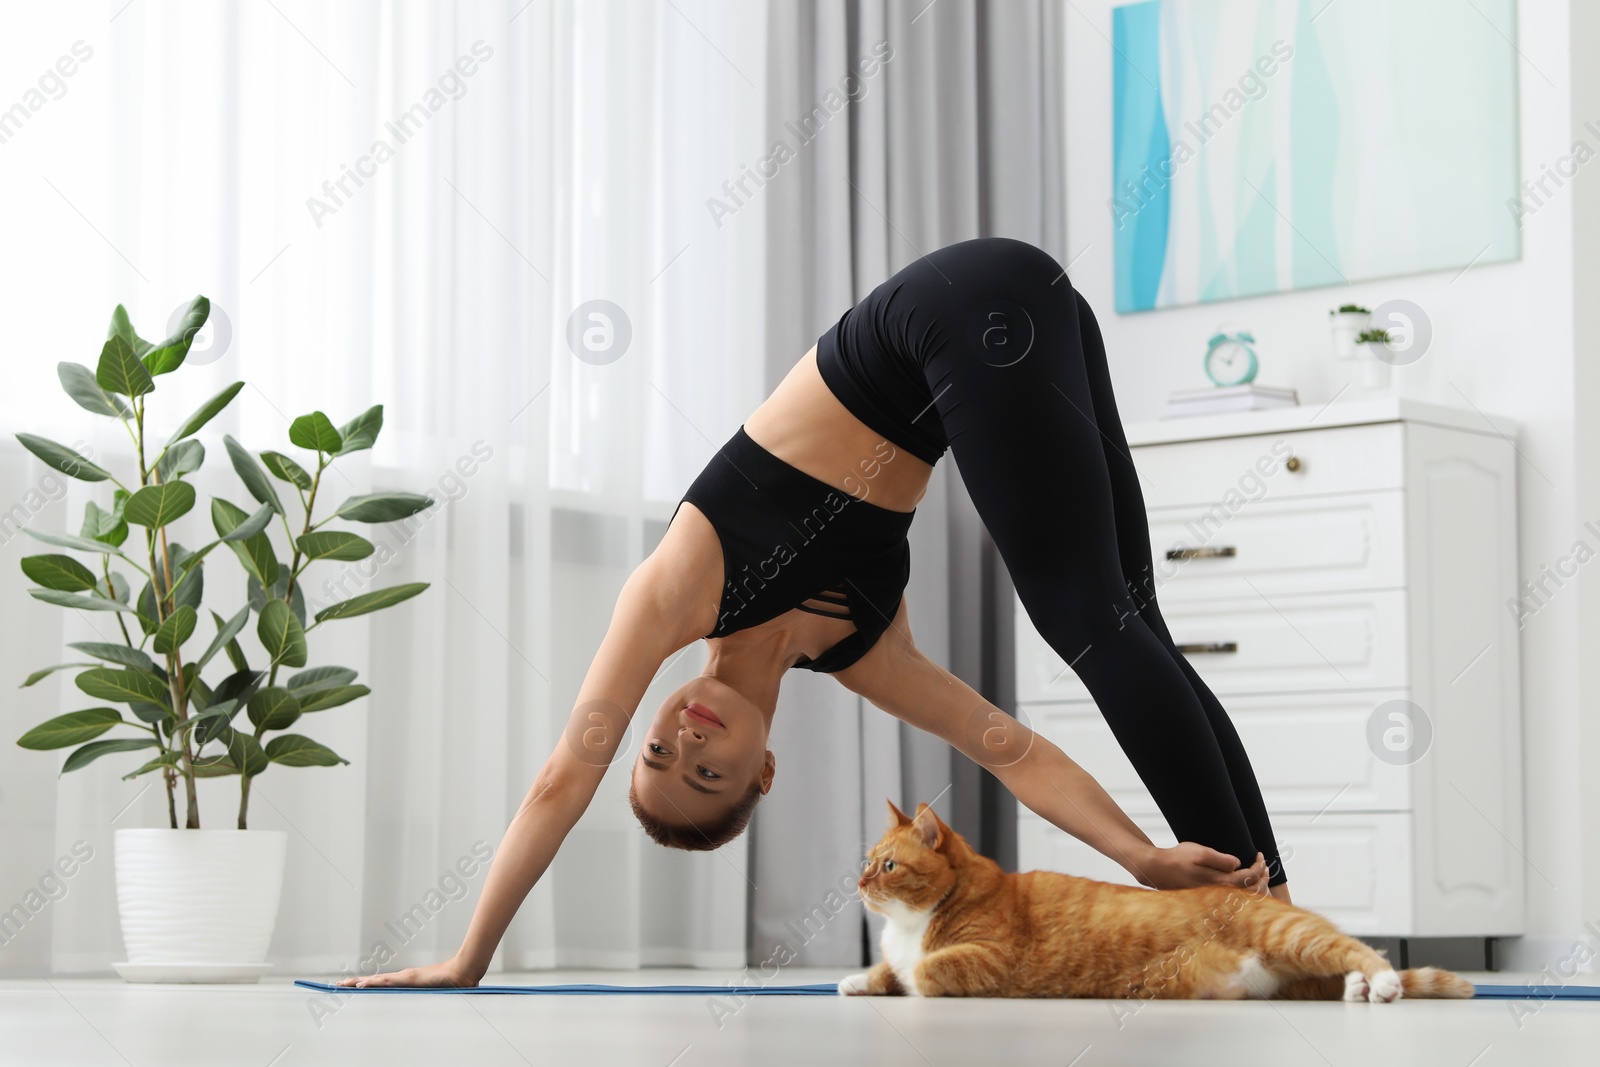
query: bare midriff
742 346 935 514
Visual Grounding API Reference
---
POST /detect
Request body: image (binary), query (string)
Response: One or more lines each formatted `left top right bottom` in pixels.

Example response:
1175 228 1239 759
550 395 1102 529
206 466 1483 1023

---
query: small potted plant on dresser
14 298 433 983
1329 303 1370 360
1355 327 1394 390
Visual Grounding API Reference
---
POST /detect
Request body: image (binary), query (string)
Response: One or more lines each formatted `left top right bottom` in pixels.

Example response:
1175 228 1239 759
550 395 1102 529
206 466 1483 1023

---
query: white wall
1063 1 1588 953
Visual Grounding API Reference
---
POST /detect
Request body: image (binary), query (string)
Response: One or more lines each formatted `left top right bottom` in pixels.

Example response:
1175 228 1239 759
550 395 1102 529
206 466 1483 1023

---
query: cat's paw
837 971 874 996
1342 971 1369 1002
1367 969 1404 1003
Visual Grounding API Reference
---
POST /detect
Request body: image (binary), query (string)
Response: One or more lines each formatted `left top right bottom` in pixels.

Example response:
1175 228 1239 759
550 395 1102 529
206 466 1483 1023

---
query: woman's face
630 675 774 829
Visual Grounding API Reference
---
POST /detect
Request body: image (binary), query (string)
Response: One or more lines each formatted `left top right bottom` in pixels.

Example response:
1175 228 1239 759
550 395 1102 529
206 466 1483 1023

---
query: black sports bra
672 427 914 673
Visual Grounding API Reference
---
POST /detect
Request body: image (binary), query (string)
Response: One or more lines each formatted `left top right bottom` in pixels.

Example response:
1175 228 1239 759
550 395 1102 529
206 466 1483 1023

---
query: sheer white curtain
0 0 767 975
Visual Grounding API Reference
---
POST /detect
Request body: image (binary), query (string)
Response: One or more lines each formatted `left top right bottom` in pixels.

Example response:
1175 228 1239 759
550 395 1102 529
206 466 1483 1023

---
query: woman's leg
1071 291 1285 886
892 237 1263 873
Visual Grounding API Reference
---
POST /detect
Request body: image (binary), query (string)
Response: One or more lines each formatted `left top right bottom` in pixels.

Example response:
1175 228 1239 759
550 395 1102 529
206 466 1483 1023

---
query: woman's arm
834 600 1269 892
345 562 690 987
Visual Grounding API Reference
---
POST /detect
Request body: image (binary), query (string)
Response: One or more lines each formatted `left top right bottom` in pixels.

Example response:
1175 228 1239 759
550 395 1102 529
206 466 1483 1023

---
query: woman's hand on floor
1145 843 1270 892
338 956 483 989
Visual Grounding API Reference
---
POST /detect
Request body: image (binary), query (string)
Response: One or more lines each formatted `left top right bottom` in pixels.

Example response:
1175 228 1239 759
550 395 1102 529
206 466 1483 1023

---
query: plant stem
237 773 252 830
103 557 134 647
264 460 324 691
134 397 183 828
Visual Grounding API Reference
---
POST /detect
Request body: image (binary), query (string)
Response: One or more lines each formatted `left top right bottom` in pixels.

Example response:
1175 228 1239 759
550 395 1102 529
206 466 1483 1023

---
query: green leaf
247 566 303 625
295 531 374 562
296 684 369 712
264 734 348 767
81 499 129 547
17 707 123 750
286 666 358 692
124 483 196 527
197 607 250 670
121 752 180 780
96 334 154 398
142 296 210 375
211 669 265 710
20 662 96 687
335 405 384 455
152 604 197 655
248 687 302 731
164 380 244 447
26 525 128 558
192 698 240 746
60 737 158 773
211 499 278 588
127 701 172 724
289 411 342 453
134 581 159 634
69 642 157 672
333 492 433 524
258 600 308 667
261 450 313 490
314 582 429 623
223 435 284 515
76 667 171 707
21 554 99 592
58 362 131 418
228 730 270 777
108 305 148 354
154 439 205 483
29 588 138 613
15 433 112 483
221 503 274 542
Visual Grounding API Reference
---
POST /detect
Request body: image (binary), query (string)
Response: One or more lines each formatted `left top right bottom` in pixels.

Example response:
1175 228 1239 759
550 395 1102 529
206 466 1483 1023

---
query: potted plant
1329 304 1370 361
1355 327 1394 389
15 298 432 982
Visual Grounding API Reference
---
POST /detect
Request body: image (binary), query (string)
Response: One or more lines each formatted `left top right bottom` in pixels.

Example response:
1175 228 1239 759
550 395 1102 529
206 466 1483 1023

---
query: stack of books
1162 384 1300 419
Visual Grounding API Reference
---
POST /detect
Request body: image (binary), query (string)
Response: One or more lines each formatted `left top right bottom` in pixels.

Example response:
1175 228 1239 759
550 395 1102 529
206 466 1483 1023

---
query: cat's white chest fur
876 899 934 996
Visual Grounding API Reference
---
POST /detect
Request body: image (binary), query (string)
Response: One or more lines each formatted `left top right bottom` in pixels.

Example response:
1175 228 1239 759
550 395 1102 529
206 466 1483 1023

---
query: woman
348 237 1287 989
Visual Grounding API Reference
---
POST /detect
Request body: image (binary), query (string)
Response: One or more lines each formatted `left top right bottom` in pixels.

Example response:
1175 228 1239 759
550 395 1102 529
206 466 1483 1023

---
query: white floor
0 968 1590 1067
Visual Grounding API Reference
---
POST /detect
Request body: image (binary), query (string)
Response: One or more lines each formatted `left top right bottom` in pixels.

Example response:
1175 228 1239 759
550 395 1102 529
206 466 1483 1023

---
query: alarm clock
1204 330 1259 386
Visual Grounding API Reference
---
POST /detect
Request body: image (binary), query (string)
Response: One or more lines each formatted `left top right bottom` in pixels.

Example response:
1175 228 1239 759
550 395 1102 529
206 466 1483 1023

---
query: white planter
1330 310 1370 360
1359 342 1393 390
113 828 287 983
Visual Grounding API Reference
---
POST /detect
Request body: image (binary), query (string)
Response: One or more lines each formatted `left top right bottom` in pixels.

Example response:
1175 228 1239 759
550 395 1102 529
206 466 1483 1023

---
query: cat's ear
911 805 944 849
886 800 913 829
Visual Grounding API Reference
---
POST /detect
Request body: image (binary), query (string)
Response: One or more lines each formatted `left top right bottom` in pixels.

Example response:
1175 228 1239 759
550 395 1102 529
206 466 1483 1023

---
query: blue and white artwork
1111 0 1521 313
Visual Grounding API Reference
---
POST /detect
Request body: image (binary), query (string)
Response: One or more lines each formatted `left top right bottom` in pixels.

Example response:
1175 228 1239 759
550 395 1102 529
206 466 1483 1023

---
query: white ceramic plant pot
1360 342 1393 390
113 828 287 983
1330 311 1369 360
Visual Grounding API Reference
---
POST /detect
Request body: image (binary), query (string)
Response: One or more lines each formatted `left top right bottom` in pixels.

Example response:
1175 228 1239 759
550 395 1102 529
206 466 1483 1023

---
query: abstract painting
1111 0 1521 313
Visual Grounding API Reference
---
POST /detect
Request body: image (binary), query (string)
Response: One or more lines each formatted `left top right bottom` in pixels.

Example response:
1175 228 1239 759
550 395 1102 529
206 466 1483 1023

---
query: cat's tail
1400 967 1474 999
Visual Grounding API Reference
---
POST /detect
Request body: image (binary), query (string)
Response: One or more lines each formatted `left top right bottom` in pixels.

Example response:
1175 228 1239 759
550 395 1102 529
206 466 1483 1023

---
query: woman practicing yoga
348 236 1286 989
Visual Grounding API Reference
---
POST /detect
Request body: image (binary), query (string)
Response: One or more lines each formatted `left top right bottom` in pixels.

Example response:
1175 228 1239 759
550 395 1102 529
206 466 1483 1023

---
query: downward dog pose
350 237 1286 989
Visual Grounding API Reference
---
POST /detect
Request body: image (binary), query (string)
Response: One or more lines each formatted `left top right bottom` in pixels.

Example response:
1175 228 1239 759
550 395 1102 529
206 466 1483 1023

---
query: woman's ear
758 750 776 794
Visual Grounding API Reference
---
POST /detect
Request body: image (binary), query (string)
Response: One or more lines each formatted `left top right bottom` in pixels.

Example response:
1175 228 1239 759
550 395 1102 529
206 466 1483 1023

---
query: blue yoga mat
295 979 838 995
1470 984 1600 1000
297 979 1600 1000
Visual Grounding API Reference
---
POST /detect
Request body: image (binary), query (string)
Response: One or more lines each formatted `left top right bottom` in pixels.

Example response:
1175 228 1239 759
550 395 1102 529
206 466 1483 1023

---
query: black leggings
838 237 1284 885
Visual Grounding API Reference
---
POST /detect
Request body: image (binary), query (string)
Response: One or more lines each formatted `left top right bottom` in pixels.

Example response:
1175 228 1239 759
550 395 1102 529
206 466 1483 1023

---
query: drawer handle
1175 641 1238 655
1165 546 1237 561
1285 455 1303 472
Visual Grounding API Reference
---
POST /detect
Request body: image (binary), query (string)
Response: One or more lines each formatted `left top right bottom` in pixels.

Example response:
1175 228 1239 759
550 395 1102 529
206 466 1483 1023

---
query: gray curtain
750 0 1065 968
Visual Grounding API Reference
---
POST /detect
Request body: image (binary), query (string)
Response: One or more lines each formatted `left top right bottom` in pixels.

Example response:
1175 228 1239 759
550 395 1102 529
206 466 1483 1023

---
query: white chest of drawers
1014 398 1525 937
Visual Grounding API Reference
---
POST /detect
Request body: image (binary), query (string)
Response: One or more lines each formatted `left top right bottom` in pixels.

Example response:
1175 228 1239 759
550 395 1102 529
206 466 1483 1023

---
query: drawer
1132 423 1404 510
1017 811 1414 934
1016 590 1408 702
1027 690 1414 816
1145 492 1406 602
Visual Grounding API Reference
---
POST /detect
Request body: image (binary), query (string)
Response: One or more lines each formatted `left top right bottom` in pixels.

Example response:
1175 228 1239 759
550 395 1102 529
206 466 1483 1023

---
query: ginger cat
839 802 1474 1003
